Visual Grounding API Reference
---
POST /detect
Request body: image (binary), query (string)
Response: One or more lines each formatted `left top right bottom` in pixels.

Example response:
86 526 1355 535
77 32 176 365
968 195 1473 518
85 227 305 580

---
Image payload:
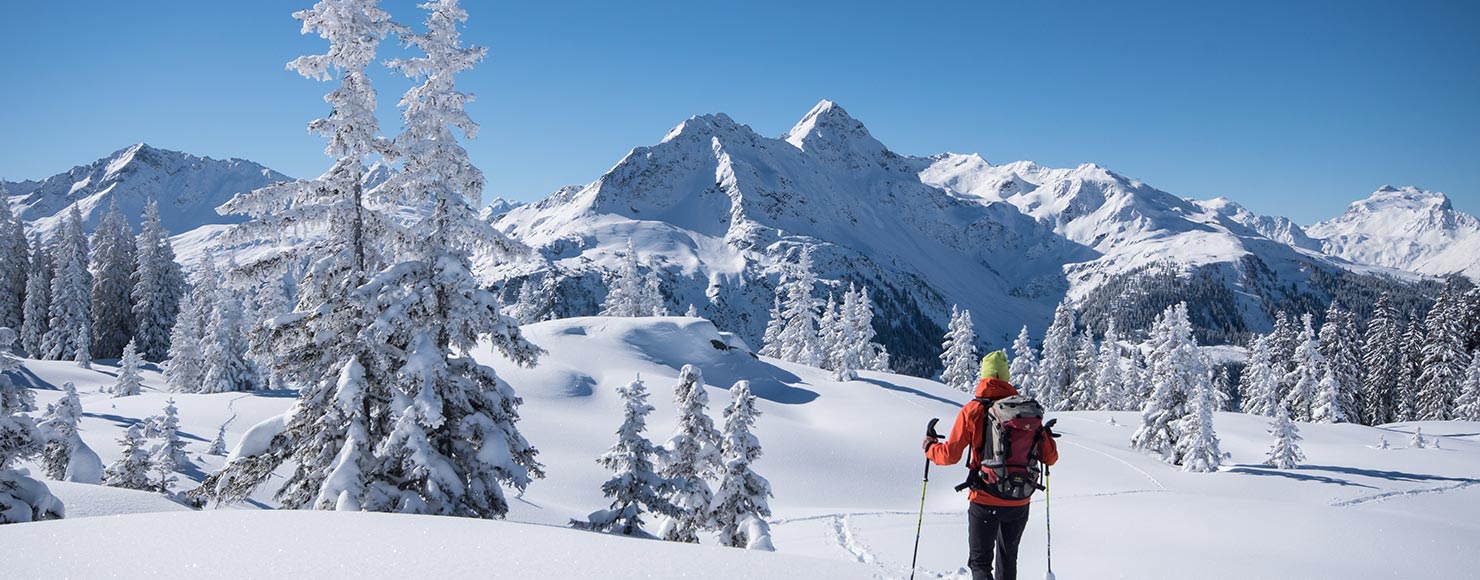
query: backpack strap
971 397 994 470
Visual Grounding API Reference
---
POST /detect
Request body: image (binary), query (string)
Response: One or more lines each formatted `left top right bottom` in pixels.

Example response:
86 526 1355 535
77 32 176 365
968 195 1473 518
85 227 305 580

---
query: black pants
966 502 1030 580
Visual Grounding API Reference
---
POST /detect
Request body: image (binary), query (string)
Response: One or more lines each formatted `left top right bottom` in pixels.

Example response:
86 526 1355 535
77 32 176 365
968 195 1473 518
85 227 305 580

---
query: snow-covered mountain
488 101 1416 373
0 143 290 238
1307 185 1480 280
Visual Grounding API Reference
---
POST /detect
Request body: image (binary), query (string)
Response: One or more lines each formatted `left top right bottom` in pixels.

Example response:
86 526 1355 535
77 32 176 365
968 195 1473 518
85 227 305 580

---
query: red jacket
926 377 1059 507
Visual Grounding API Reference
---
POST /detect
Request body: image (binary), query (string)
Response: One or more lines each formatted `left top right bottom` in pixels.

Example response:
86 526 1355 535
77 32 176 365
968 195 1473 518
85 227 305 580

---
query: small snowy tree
89 202 137 359
1282 314 1324 422
111 339 146 397
641 267 667 316
103 423 154 491
130 200 185 362
1376 435 1390 450
1094 320 1126 411
1130 303 1210 466
711 380 773 549
1175 368 1224 473
659 365 722 543
1408 427 1427 449
1311 365 1347 424
684 303 698 318
817 295 843 372
19 236 53 357
574 376 674 536
1264 402 1303 469
1008 325 1039 398
1 327 62 523
38 383 84 481
150 399 188 493
1239 334 1281 416
758 296 785 359
207 425 229 456
774 251 823 367
938 305 978 393
42 206 93 367
601 241 648 317
1454 351 1480 422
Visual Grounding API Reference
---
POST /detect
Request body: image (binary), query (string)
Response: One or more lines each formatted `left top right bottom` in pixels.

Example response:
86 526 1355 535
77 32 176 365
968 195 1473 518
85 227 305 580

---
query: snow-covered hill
5 316 1477 579
1308 185 1480 279
0 143 290 238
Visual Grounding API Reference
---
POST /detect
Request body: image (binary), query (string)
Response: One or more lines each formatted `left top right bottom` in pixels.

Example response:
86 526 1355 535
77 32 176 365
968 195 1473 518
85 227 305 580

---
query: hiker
923 350 1058 580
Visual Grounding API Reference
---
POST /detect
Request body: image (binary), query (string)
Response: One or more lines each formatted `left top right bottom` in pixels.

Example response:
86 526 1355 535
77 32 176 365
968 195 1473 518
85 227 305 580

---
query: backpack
953 395 1049 501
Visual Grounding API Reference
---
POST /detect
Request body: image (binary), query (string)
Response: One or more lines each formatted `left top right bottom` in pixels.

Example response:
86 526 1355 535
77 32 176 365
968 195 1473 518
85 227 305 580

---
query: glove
922 436 939 452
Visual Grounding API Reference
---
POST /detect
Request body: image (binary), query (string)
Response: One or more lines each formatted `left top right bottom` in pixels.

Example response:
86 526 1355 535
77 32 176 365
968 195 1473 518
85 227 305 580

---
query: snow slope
6 316 1478 579
1308 185 1480 279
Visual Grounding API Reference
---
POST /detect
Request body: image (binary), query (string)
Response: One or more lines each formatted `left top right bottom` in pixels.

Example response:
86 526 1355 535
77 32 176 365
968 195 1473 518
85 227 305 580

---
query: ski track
1330 479 1480 507
1059 438 1168 492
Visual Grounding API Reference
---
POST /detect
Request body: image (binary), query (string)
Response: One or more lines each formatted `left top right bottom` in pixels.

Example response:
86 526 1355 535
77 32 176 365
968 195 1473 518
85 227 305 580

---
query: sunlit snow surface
3 317 1477 579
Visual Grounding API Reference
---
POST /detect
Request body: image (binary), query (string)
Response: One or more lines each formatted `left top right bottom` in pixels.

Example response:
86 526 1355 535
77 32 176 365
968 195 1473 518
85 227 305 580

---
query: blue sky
1 0 1476 223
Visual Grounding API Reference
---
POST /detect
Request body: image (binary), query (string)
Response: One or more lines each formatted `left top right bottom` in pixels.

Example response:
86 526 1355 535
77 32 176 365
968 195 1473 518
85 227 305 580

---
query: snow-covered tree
151 399 188 493
938 305 978 393
38 383 84 481
1397 321 1425 422
758 296 785 359
817 295 843 371
0 201 29 331
1176 367 1224 473
1454 350 1480 422
1 327 62 523
847 285 888 374
1065 331 1099 410
773 251 823 367
712 380 773 550
19 236 53 357
42 206 92 367
1264 402 1303 469
103 423 153 491
1408 427 1427 449
602 241 650 317
1311 366 1347 424
207 425 229 456
1376 435 1390 450
130 200 185 362
163 289 205 393
1130 303 1211 466
1269 312 1299 401
641 268 667 316
199 270 258 393
684 303 698 318
1094 320 1126 411
1239 334 1278 416
246 277 291 390
111 339 146 397
1318 305 1361 423
1416 281 1471 420
89 202 137 359
1359 293 1403 425
574 376 673 536
1008 325 1039 398
1038 300 1077 410
659 365 722 543
1282 314 1324 422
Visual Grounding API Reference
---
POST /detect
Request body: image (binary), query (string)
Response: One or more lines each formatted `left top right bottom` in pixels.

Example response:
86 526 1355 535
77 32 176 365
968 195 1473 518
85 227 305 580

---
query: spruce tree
1130 303 1209 465
1094 320 1125 411
246 277 290 390
939 305 978 393
89 201 137 359
641 267 666 316
130 200 185 362
1416 281 1471 420
1319 305 1362 422
207 425 229 456
851 286 889 373
41 206 92 367
1311 366 1347 424
1453 350 1480 422
0 201 29 331
1264 402 1303 469
38 383 84 481
758 296 784 359
774 251 823 367
1397 320 1425 421
1360 294 1403 425
1038 300 1077 410
1008 325 1039 398
163 290 205 393
19 236 52 357
601 241 647 317
711 380 773 550
1283 314 1323 422
817 294 843 372
1239 334 1281 416
659 365 722 543
1269 312 1299 402
151 399 188 493
103 423 153 491
0 328 61 523
574 376 673 536
1408 427 1426 449
1065 331 1099 410
199 274 258 393
1176 368 1223 473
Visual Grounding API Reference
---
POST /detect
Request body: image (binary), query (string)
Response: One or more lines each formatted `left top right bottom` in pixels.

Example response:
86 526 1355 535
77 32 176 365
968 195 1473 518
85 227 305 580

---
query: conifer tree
939 305 978 393
1 325 61 523
38 383 84 481
1311 366 1347 424
601 241 648 317
1176 368 1224 473
199 274 258 393
1283 314 1323 422
1008 325 1039 398
1094 320 1126 411
1240 334 1281 416
1038 300 1077 410
711 380 773 550
1264 402 1303 469
103 423 153 491
1416 281 1471 420
130 200 186 362
246 277 291 390
758 296 784 359
659 366 722 543
111 341 146 399
89 202 137 359
574 376 673 536
1269 312 1299 401
1130 303 1209 465
207 425 229 456
849 286 888 373
151 399 188 493
163 290 205 393
1319 305 1362 422
1408 427 1426 449
1360 293 1403 425
42 206 92 367
1397 321 1425 421
817 294 843 372
641 267 666 316
774 251 823 367
1453 350 1480 422
1065 331 1099 410
0 201 29 331
19 236 53 357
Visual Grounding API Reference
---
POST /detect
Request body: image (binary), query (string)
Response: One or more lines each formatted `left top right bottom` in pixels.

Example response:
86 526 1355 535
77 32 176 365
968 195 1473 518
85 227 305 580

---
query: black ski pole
909 418 942 580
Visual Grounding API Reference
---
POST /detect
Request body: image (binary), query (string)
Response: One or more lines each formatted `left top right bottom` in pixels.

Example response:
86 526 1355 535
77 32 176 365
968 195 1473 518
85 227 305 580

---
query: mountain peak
660 112 748 144
781 100 884 158
1356 185 1451 213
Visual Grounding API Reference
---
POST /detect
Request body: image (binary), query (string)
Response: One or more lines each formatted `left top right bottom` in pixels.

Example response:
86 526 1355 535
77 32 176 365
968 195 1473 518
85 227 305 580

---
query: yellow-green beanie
979 350 1010 382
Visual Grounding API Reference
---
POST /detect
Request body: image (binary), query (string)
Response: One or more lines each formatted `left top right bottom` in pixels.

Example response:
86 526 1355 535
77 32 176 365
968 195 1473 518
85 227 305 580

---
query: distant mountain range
3 103 1473 375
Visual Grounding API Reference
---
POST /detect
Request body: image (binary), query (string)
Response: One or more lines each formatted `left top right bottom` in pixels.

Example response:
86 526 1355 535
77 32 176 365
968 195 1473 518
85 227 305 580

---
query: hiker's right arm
925 404 972 466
